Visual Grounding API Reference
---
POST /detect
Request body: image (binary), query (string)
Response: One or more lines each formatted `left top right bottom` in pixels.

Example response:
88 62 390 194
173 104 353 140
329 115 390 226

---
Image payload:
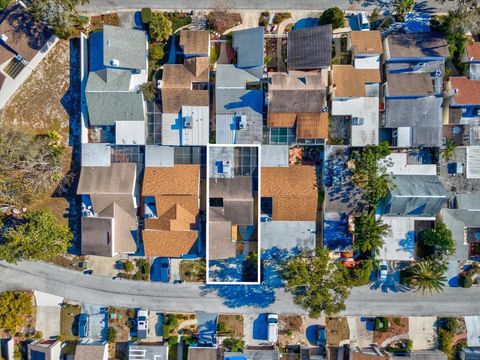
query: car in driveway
379 260 388 282
267 314 279 344
317 325 327 349
78 314 89 338
158 258 171 283
137 309 149 339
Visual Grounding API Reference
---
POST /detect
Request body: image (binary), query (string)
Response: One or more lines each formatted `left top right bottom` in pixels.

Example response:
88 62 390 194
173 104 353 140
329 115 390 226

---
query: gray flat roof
81 143 111 167
261 145 289 167
129 343 168 359
145 146 174 167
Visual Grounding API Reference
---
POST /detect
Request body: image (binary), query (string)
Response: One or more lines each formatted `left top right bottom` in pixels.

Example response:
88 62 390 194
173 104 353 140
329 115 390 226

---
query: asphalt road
1 261 480 316
79 0 456 13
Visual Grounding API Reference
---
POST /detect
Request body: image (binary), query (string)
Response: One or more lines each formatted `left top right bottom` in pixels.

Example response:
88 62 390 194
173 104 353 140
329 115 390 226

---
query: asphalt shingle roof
287 25 332 70
233 26 264 71
103 25 147 69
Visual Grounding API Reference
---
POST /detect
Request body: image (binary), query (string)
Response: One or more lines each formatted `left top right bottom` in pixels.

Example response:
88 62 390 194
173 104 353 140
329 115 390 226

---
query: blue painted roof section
233 27 264 71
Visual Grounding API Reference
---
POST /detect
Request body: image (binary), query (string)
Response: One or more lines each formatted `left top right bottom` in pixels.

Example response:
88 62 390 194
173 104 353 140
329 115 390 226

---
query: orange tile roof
262 166 318 221
267 112 297 128
296 113 329 139
143 165 200 196
143 230 197 257
142 165 200 256
351 31 383 54
467 42 480 60
450 76 480 105
332 65 381 97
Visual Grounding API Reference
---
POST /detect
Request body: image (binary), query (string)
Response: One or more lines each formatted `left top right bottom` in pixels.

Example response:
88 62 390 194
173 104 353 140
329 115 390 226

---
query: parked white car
267 313 279 344
379 260 388 282
137 309 149 339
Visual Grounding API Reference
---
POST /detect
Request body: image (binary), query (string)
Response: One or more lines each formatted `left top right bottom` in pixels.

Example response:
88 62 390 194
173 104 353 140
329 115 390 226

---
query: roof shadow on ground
200 247 296 308
253 313 268 340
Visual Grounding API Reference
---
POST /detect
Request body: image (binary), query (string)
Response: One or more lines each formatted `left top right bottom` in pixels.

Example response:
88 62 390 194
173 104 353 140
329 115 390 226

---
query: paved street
79 0 457 14
1 261 480 316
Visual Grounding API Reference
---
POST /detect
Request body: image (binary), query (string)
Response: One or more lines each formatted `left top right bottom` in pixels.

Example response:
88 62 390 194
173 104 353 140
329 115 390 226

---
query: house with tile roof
141 163 200 257
75 343 108 360
260 146 318 250
0 2 58 109
349 31 382 69
266 71 328 145
85 25 148 145
27 339 62 360
330 65 381 147
77 162 138 257
215 27 264 145
287 25 332 71
462 41 480 80
446 77 480 146
161 30 210 146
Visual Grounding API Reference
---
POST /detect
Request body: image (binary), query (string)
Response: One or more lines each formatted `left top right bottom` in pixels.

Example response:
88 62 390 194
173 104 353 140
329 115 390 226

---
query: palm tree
409 258 447 295
442 140 456 161
353 212 389 254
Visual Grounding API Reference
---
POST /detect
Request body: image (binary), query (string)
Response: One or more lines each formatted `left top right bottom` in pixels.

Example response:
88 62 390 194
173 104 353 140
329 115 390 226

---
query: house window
192 82 208 90
210 198 224 207
269 128 295 144
261 197 273 216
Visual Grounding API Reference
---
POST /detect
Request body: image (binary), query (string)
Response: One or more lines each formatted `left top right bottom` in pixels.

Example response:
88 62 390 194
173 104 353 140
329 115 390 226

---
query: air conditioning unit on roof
184 116 193 128
238 115 247 130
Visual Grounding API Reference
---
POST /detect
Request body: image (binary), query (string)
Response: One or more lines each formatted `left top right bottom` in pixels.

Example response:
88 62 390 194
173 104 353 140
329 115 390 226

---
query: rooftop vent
238 115 247 130
110 59 120 67
0 34 8 43
184 116 193 128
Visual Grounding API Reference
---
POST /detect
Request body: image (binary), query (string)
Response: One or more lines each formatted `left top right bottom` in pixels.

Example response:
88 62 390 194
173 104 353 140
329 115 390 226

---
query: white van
137 309 149 339
267 314 279 343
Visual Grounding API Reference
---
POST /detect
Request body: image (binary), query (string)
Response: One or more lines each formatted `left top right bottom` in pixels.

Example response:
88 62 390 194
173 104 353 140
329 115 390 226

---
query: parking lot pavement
408 317 437 350
34 291 63 339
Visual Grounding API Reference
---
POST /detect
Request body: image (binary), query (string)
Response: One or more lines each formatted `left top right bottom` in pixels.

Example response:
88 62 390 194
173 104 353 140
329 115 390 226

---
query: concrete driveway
347 317 373 348
81 304 108 342
34 291 63 339
408 317 437 350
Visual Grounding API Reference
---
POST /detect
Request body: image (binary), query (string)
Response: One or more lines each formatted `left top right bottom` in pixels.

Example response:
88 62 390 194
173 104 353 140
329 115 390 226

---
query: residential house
27 340 62 360
85 25 148 144
287 25 332 71
460 348 480 360
442 194 480 261
215 27 264 145
349 31 382 69
75 343 109 360
128 342 169 359
0 2 57 109
461 41 480 80
377 152 438 262
382 33 449 147
77 162 138 257
161 30 210 145
261 145 318 250
446 77 480 146
141 160 200 258
243 347 281 360
330 65 381 146
266 71 328 144
390 351 447 360
187 346 219 360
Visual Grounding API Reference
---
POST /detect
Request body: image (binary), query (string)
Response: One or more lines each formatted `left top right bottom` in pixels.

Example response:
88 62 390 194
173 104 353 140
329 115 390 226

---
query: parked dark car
78 314 89 338
159 257 171 283
317 325 326 349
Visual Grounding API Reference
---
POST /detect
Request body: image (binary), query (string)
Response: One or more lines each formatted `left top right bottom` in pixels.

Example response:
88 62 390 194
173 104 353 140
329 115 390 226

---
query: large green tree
351 142 392 212
281 248 350 317
0 291 33 334
408 257 447 294
149 12 172 42
223 337 245 352
353 213 389 254
0 210 72 263
418 222 455 255
29 0 89 39
319 7 345 29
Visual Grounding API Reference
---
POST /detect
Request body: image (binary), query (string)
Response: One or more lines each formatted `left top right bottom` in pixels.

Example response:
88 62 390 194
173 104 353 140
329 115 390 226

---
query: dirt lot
179 259 206 282
108 307 134 359
278 315 306 346
60 303 81 341
326 317 350 347
0 40 79 224
218 314 244 337
373 317 409 345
